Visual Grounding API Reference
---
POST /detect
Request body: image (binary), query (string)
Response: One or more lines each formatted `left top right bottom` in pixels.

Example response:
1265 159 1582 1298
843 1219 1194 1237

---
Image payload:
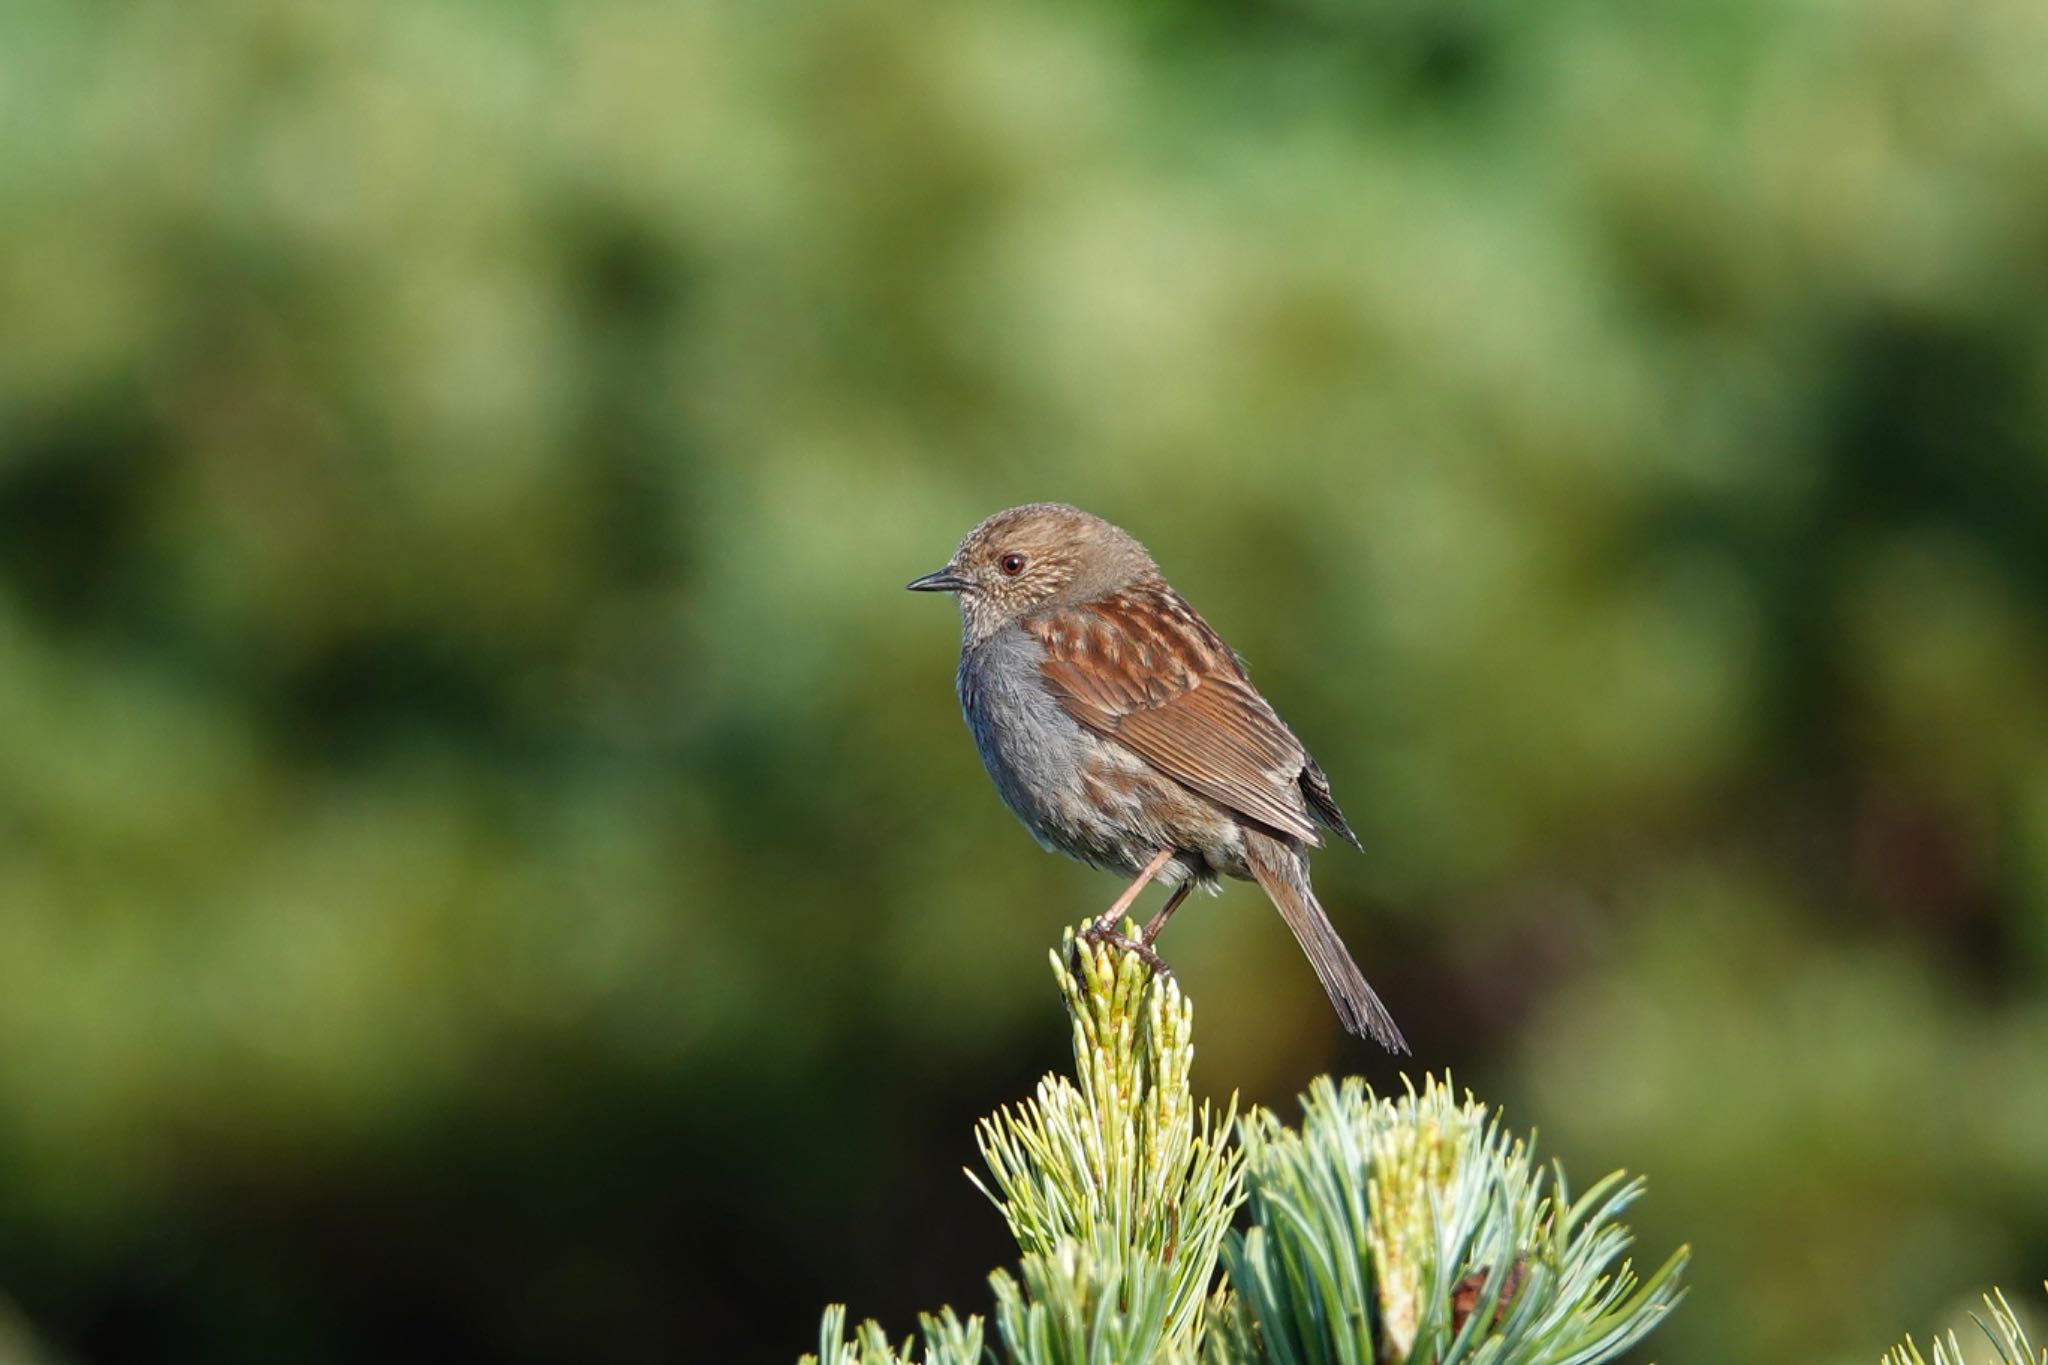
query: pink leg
1140 880 1195 945
1091 848 1177 935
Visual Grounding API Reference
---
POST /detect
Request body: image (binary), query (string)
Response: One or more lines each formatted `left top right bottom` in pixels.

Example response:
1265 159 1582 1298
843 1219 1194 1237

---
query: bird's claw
1075 921 1174 979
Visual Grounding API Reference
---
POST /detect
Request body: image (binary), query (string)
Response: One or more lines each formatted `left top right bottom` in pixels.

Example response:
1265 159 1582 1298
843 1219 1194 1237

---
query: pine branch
1225 1077 1687 1365
805 924 1687 1365
972 929 1245 1352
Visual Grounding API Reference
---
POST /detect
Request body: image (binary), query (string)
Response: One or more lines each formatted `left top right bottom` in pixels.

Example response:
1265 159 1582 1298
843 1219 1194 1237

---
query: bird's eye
1000 553 1027 577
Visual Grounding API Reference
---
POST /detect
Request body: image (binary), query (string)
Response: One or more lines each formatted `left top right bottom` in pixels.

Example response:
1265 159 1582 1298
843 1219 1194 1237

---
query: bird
906 502 1408 1052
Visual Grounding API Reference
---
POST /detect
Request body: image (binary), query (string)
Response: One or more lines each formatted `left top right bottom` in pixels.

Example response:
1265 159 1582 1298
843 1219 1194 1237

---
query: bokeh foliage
2 0 2046 1361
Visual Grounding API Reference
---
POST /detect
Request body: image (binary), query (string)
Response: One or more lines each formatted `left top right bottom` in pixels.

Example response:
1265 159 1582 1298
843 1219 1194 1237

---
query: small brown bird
908 503 1407 1052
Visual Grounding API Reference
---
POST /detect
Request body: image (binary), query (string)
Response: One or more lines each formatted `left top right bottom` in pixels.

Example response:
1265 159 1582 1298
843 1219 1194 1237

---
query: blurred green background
4 0 2047 1360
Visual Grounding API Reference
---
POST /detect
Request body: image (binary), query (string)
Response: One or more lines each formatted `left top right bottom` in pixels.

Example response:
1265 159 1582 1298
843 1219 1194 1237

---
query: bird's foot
1075 921 1174 980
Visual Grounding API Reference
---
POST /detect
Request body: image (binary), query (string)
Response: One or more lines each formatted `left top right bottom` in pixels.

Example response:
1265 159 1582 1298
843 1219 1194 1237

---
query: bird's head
906 503 1159 640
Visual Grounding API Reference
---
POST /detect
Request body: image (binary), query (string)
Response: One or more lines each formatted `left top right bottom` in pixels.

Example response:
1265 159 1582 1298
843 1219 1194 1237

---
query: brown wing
1029 588 1322 845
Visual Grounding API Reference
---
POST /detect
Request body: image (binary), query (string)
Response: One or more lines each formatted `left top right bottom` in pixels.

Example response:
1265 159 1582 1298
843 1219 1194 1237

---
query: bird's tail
1244 832 1409 1054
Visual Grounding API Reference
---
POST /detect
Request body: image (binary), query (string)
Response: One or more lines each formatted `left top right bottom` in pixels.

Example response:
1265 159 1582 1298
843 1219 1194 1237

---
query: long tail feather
1244 832 1408 1053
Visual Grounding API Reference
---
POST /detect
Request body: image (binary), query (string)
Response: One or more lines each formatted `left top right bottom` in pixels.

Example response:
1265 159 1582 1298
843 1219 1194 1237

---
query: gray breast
957 625 1125 868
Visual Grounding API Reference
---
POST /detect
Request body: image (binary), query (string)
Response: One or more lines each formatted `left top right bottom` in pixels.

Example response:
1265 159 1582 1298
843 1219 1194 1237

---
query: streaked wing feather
1034 594 1321 844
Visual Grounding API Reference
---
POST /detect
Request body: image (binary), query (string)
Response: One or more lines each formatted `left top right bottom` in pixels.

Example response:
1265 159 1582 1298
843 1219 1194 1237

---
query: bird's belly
968 687 1128 868
958 635 1238 882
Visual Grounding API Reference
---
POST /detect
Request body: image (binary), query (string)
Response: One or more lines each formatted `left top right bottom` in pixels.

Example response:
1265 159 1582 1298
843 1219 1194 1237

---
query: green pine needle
1885 1286 2048 1365
807 1303 985 1365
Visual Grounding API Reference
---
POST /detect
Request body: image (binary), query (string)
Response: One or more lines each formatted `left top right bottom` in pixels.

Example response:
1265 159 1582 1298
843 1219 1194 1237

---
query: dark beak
905 565 968 593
